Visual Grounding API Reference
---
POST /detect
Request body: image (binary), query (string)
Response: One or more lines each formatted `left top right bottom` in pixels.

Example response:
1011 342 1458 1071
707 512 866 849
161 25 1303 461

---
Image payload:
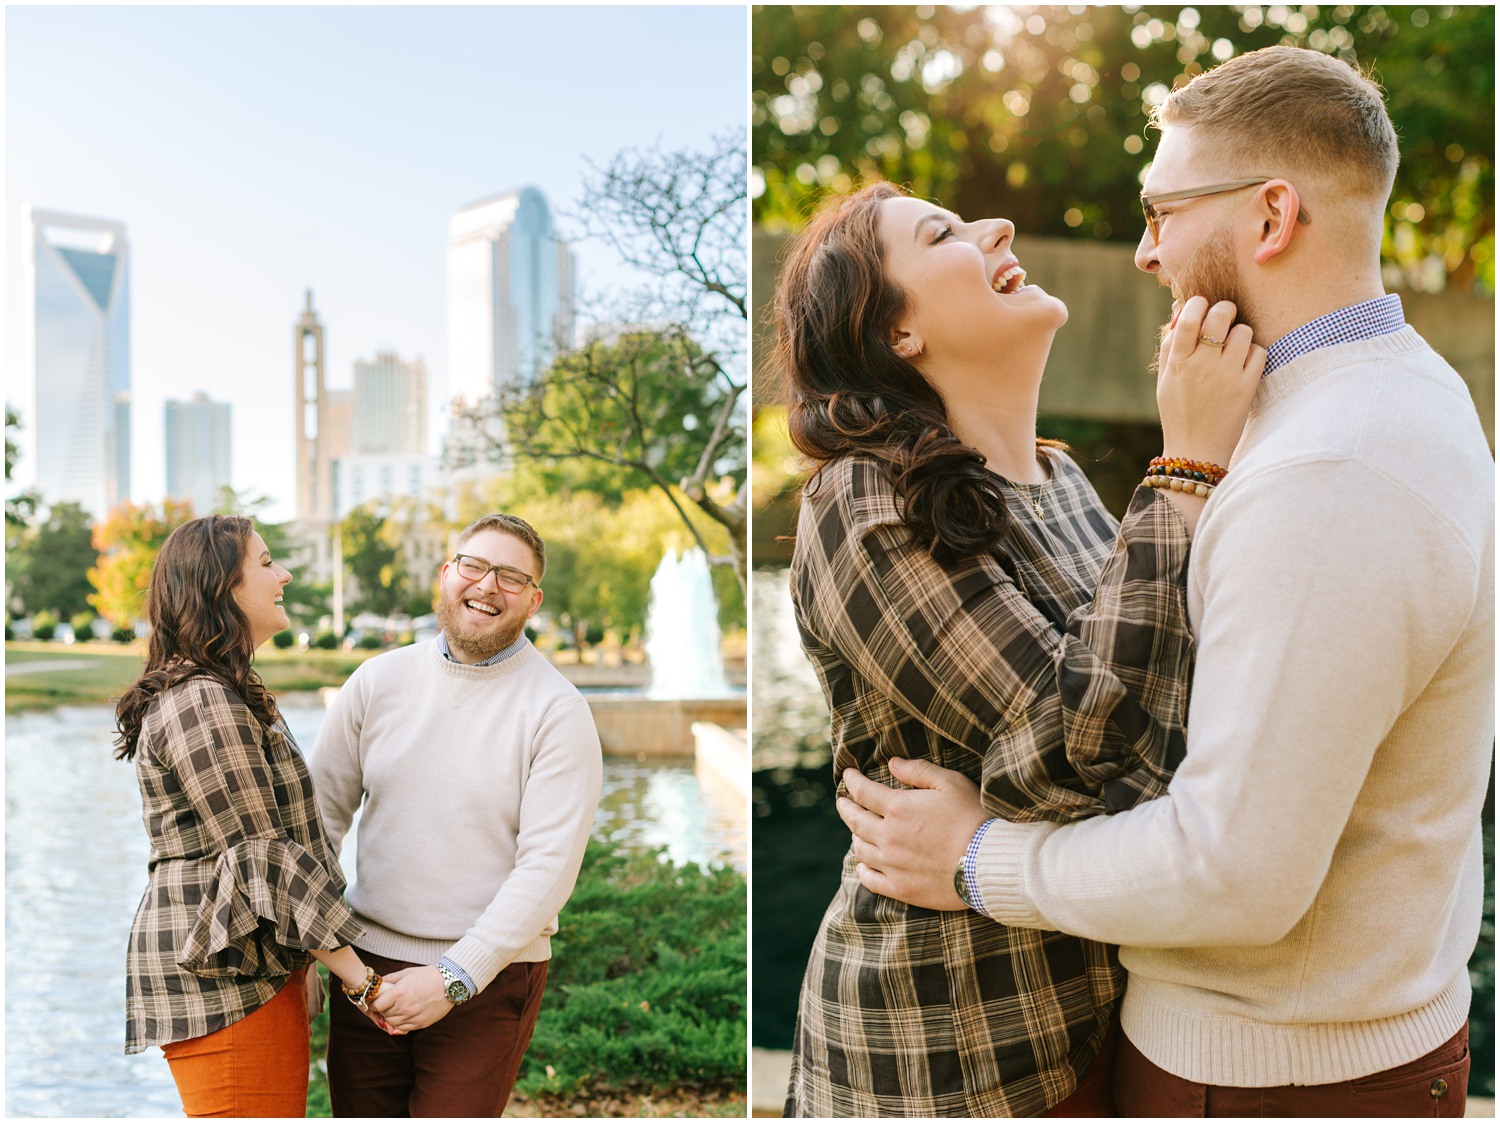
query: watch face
445 980 467 1004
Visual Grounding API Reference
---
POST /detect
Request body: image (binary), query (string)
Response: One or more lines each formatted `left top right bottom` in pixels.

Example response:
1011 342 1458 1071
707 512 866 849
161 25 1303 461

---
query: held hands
368 965 454 1034
1156 296 1265 469
835 757 990 911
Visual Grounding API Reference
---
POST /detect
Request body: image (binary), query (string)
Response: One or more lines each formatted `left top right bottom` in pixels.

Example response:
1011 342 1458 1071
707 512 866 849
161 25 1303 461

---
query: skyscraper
25 209 131 518
446 186 574 408
352 350 427 455
164 393 232 516
293 290 352 523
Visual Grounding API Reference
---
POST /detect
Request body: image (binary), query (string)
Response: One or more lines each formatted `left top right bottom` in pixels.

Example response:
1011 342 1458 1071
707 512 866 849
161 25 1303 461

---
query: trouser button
1430 1078 1449 1098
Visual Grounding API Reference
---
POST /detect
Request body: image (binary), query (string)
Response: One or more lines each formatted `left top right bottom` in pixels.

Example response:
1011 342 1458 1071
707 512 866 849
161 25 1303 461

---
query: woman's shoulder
148 673 255 732
799 454 902 526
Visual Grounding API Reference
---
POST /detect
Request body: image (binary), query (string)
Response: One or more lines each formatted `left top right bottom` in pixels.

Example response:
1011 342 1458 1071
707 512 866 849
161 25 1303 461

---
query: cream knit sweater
310 638 603 992
975 327 1494 1086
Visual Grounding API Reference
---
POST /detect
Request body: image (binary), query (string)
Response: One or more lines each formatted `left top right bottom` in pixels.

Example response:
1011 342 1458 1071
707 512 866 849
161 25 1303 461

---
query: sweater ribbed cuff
973 818 1059 929
350 916 551 994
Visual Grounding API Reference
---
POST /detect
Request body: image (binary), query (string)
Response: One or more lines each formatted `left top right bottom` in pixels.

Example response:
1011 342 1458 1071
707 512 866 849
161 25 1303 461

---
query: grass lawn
4 641 378 714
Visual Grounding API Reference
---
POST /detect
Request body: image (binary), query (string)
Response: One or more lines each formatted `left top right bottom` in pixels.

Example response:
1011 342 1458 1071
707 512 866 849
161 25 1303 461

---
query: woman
117 515 392 1117
775 182 1262 1117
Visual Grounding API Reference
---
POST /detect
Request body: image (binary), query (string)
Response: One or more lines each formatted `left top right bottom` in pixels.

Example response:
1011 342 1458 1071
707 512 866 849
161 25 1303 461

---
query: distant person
117 515 392 1118
311 513 603 1118
771 178 1261 1116
839 45 1493 1117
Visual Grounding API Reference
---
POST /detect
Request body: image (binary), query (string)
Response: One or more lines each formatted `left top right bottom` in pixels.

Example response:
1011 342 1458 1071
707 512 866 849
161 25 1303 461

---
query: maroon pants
1114 1021 1470 1117
327 949 548 1118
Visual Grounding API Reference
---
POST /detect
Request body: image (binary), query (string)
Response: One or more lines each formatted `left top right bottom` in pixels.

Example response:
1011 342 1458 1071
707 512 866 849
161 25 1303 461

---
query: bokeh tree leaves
753 4 1493 292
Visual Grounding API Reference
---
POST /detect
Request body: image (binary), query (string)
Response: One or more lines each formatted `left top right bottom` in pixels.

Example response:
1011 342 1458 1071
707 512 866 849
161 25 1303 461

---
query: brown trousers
1114 1021 1470 1117
163 966 311 1118
327 949 548 1118
1042 1012 1122 1117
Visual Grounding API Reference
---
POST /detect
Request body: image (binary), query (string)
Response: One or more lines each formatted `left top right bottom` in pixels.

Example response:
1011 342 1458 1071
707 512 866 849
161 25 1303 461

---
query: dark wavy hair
113 515 281 761
774 181 1060 564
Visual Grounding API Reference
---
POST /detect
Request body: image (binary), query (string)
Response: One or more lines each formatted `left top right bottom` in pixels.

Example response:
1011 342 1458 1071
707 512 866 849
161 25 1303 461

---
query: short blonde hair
1154 46 1398 200
457 513 547 581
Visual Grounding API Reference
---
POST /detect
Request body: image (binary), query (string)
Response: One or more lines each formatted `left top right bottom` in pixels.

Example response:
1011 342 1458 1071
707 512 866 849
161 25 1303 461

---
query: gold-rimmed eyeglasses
452 554 539 593
1140 177 1312 244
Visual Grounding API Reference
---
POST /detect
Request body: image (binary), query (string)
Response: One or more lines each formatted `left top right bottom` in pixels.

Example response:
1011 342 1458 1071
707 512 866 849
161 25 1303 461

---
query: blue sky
5 4 747 521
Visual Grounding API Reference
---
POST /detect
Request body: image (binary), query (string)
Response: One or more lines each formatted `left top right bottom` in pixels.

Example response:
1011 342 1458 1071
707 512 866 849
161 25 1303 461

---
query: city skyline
4 5 746 522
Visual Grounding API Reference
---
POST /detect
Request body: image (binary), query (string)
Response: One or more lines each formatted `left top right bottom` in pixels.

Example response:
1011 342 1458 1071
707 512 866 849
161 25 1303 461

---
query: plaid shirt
785 450 1193 1117
125 676 364 1053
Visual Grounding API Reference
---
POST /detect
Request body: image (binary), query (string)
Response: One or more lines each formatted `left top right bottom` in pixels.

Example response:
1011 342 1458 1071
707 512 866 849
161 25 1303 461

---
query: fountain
645 548 730 698
584 548 745 780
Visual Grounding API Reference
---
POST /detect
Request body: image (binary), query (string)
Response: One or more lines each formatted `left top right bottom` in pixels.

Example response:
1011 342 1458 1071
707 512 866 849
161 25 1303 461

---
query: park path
5 659 94 676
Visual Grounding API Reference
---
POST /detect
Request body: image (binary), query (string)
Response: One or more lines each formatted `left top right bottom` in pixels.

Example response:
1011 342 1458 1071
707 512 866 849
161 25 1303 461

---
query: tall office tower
25 209 131 518
352 351 427 455
446 186 574 408
292 290 352 522
164 393 232 516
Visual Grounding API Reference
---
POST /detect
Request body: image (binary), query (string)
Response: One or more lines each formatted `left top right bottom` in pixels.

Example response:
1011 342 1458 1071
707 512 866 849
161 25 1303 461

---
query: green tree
753 5 1493 292
6 405 41 531
89 499 195 628
10 502 98 619
340 506 407 619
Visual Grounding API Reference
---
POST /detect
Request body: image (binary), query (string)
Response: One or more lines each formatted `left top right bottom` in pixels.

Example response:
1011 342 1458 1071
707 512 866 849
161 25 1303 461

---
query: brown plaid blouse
785 450 1193 1117
124 675 364 1053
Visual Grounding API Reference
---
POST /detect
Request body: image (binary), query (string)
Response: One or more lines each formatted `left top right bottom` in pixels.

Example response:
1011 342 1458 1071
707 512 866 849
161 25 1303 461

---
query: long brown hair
113 515 281 761
774 181 1052 564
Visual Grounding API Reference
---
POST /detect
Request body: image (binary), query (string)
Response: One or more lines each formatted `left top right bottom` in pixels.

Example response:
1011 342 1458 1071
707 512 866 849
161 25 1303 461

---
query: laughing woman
116 515 390 1118
774 182 1262 1117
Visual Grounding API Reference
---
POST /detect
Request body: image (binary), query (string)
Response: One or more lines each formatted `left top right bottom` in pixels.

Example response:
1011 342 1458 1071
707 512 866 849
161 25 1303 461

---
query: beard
435 587 526 662
1153 226 1258 371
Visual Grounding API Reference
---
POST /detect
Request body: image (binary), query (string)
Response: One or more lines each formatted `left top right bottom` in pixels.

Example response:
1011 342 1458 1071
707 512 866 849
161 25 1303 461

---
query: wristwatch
953 858 976 910
437 962 472 1005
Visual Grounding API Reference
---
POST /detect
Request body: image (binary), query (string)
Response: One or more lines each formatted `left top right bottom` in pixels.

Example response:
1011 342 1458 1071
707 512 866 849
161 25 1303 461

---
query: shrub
3 622 11 641
357 634 383 650
70 611 96 638
112 626 136 643
312 631 339 650
271 630 296 649
32 611 57 641
584 623 606 646
517 841 746 1100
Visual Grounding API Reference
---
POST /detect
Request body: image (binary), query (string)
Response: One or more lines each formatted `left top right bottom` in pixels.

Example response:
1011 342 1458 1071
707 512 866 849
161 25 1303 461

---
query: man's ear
1253 179 1303 265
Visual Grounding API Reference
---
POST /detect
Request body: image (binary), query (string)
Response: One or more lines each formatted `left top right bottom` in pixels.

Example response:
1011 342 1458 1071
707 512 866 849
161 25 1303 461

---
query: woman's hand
1156 295 1265 469
836 757 991 911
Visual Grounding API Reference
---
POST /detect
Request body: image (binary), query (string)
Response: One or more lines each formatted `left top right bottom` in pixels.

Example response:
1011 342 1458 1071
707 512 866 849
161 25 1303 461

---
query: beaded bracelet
1147 457 1228 486
1144 473 1216 497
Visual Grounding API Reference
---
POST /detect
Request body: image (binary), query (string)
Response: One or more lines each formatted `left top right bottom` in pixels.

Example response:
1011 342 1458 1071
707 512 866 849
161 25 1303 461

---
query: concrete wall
753 228 1495 445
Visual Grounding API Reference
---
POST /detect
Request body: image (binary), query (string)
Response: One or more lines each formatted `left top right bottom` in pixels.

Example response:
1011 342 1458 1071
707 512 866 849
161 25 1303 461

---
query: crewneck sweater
311 638 603 991
974 327 1494 1086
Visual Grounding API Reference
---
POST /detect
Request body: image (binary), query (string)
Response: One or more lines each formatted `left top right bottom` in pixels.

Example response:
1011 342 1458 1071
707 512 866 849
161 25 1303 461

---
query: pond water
4 703 744 1118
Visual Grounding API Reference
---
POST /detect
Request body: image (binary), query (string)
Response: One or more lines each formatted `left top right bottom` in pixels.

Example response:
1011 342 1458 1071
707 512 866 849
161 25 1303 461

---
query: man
838 46 1492 1116
311 513 603 1117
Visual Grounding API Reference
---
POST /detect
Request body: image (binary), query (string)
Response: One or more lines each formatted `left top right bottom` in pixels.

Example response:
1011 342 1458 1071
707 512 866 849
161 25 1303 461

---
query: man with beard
836 45 1492 1116
310 513 602 1117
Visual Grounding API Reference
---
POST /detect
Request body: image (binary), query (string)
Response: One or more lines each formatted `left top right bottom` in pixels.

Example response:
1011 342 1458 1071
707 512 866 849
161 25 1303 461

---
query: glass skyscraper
25 209 131 518
446 186 574 408
164 392 232 517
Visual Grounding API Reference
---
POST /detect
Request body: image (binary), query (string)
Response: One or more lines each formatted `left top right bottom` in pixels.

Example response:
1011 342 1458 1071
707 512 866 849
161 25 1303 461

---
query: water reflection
5 704 743 1118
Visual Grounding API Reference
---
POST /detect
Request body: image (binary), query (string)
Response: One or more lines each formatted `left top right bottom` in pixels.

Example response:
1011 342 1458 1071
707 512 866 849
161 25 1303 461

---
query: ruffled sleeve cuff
179 838 365 978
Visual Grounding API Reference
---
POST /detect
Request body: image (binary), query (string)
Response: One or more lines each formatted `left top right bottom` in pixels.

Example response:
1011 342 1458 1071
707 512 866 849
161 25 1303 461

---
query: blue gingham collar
1263 294 1405 376
437 630 527 667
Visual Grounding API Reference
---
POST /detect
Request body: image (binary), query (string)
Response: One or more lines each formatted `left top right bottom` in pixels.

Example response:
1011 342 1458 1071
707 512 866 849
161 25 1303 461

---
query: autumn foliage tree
89 499 194 629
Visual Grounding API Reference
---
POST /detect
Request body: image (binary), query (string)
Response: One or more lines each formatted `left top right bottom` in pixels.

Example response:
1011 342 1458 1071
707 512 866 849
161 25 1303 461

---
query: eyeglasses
1140 177 1312 244
452 554 539 593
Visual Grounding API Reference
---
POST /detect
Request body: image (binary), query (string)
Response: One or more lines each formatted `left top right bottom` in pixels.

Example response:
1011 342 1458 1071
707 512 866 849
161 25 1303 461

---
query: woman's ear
890 328 925 360
1253 179 1303 265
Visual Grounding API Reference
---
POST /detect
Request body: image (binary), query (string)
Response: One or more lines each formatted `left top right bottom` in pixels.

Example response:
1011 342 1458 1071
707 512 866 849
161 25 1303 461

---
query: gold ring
1199 335 1226 348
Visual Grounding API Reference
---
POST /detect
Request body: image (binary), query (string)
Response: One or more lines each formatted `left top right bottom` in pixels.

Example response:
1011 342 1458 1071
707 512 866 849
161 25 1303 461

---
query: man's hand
836 757 991 911
304 966 325 1025
369 965 454 1033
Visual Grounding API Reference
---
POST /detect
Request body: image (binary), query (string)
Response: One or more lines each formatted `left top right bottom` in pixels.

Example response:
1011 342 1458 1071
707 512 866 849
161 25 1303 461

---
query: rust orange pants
161 966 310 1118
